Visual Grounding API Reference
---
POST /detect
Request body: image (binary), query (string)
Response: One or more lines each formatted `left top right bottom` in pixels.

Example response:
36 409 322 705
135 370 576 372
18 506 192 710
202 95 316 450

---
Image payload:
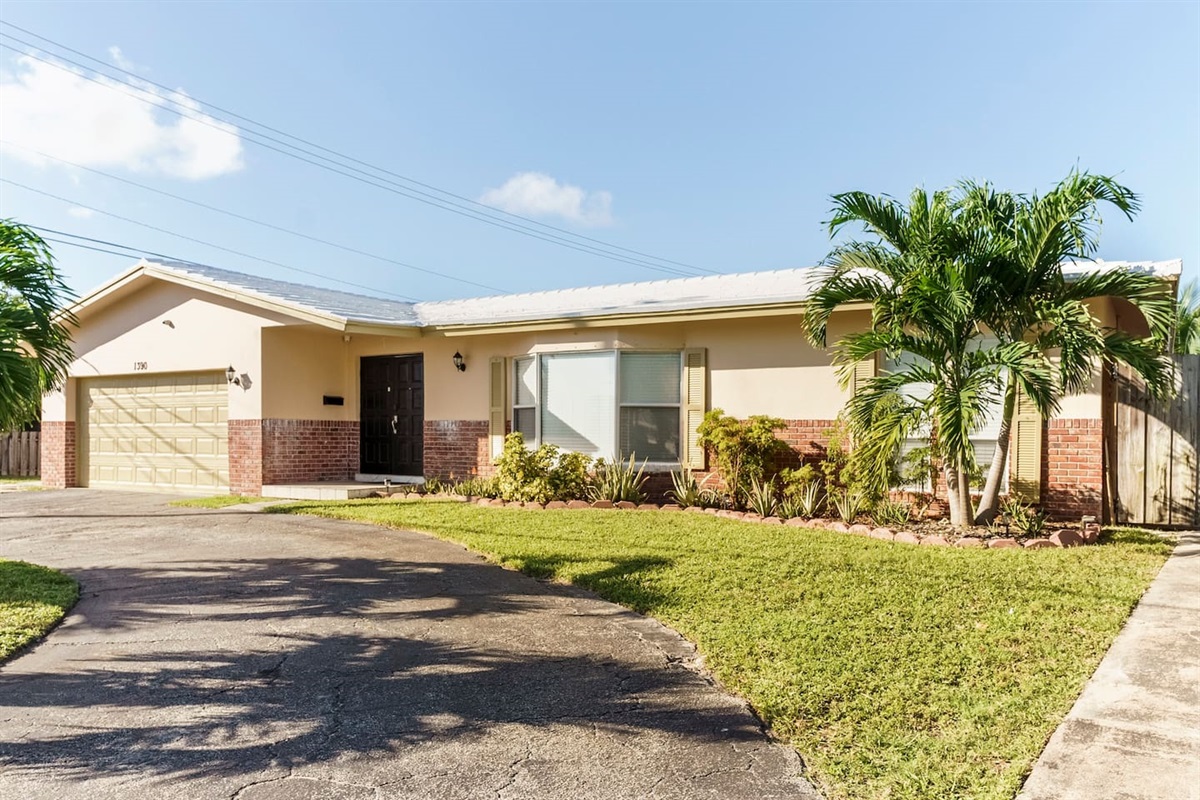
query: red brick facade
424 419 492 480
229 419 358 494
262 420 359 486
228 420 263 495
642 418 838 499
40 421 76 488
1042 418 1104 520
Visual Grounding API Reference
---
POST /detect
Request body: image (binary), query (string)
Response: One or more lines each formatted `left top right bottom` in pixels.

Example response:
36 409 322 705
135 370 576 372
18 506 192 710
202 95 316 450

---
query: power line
2 21 712 275
0 40 693 278
1 141 508 294
0 26 713 278
2 180 420 301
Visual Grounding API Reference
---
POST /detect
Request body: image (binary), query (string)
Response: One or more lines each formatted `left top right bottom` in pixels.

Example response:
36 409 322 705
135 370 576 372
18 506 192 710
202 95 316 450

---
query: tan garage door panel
82 373 229 491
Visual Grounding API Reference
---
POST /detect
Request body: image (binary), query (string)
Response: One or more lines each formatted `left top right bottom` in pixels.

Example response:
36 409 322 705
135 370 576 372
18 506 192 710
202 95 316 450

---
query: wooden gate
1111 355 1199 527
0 431 40 477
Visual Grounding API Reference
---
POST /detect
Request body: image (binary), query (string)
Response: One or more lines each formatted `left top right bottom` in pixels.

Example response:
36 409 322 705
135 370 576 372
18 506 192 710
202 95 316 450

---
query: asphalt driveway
0 490 816 800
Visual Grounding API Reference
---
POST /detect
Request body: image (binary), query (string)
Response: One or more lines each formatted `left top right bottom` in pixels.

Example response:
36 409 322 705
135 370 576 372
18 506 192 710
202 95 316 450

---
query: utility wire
0 26 712 278
0 141 508 294
3 21 712 275
2 180 421 301
0 40 692 278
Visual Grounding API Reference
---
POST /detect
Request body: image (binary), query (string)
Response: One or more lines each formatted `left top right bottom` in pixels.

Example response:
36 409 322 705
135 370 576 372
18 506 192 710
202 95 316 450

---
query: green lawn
274 501 1170 800
170 494 267 509
0 559 78 662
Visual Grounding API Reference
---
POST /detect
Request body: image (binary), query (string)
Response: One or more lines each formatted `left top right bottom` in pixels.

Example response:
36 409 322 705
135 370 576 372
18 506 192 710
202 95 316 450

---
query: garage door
80 372 229 491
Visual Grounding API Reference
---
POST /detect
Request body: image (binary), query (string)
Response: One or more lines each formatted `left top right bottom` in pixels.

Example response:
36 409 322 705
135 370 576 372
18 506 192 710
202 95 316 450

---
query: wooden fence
1111 355 1199 527
0 431 40 478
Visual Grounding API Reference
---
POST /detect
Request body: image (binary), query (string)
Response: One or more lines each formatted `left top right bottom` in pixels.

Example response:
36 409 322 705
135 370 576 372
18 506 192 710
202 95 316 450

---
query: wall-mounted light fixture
452 351 466 372
226 365 236 384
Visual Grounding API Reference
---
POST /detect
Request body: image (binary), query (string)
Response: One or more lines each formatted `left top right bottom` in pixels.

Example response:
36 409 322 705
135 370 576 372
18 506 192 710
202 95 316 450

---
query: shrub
696 409 787 506
745 476 779 517
1001 497 1048 536
589 454 648 503
494 432 594 503
423 476 447 495
453 476 498 498
669 465 702 508
872 498 912 527
830 489 870 523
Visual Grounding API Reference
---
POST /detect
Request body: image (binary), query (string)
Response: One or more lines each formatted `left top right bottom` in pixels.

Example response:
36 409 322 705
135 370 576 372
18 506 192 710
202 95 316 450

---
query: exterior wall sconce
226 365 244 387
453 351 466 372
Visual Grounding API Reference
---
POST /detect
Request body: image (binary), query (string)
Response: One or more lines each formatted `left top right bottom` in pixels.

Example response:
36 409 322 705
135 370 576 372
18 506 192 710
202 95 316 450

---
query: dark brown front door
360 355 424 475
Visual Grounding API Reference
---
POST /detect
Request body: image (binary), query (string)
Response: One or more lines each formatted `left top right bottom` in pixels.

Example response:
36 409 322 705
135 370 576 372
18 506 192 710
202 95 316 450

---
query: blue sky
1 1 1197 302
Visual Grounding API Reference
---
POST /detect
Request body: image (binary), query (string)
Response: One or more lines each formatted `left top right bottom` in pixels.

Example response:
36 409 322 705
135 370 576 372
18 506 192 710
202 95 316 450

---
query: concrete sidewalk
1018 531 1200 800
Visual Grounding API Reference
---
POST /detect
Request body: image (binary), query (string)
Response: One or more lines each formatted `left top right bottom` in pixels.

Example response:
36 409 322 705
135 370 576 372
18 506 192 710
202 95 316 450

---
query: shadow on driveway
0 491 816 800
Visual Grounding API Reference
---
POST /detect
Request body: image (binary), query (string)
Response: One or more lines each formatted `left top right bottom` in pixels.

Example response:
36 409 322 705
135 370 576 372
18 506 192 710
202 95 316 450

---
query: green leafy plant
872 498 912 527
695 409 787 507
1001 497 1048 536
778 465 821 518
453 476 498 498
830 489 869 523
494 432 594 503
423 476 447 495
698 487 725 509
745 476 779 517
669 465 702 507
588 454 648 503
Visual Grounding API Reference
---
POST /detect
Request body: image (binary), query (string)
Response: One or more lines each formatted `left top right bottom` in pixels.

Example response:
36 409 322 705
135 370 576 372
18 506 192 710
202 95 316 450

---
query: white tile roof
132 257 1183 330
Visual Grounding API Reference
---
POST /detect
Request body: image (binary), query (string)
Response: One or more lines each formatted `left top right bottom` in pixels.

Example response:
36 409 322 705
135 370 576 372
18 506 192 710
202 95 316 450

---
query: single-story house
41 258 1181 519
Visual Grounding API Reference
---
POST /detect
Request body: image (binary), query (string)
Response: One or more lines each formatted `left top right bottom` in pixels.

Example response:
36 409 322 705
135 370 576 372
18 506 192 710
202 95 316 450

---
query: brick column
1042 418 1104 520
40 421 76 488
423 420 492 479
228 420 263 495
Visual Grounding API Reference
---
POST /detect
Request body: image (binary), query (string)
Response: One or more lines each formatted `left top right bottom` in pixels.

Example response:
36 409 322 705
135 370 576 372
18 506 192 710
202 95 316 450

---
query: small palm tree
1173 279 1200 355
803 188 1055 527
0 221 75 431
958 172 1175 523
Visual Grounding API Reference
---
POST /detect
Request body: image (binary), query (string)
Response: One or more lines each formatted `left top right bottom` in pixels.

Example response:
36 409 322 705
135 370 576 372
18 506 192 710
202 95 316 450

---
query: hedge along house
40 258 1180 519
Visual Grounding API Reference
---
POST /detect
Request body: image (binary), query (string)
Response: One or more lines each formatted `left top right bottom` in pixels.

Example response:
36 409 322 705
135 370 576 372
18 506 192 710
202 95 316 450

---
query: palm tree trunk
974 374 1016 524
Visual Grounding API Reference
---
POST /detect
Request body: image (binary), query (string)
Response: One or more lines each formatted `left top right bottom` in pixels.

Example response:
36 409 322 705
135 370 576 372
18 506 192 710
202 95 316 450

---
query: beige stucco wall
258 310 854 423
50 277 1144 427
43 281 293 422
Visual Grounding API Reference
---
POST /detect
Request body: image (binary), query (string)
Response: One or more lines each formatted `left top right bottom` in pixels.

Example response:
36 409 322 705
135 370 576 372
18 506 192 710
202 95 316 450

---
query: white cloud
67 207 95 219
108 46 136 71
0 53 244 180
480 172 613 227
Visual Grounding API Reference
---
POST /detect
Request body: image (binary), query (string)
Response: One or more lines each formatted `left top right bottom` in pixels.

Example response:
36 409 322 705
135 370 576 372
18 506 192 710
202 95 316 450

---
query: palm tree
958 172 1176 524
0 220 75 431
803 188 1056 527
1173 279 1200 354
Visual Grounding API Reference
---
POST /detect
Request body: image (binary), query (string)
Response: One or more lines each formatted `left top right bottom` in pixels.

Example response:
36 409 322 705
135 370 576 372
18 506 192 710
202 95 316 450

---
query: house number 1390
133 361 148 371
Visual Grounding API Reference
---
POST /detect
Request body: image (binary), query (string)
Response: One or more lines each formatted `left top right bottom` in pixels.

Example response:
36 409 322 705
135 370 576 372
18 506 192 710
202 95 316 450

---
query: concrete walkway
0 490 817 800
1018 531 1200 800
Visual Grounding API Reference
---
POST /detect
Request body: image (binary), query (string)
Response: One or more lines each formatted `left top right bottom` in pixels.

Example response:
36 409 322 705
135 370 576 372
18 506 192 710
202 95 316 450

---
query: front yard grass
0 560 78 663
274 501 1170 800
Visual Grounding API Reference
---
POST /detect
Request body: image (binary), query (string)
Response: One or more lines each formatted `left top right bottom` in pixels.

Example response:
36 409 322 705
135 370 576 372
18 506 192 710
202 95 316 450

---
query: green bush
872 497 912 527
669 465 702 507
494 432 594 503
453 476 499 498
1002 497 1048 535
588 454 648 503
696 409 787 506
745 476 779 517
830 489 870 523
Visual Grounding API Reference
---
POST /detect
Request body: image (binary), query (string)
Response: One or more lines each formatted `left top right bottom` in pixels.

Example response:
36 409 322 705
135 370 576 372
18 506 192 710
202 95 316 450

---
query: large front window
887 339 1007 493
512 351 681 463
